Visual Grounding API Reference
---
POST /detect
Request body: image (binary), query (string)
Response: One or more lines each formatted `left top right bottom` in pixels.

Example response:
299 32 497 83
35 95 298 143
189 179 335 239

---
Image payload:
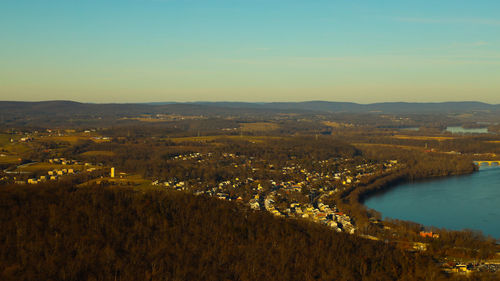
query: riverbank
365 166 500 239
336 163 477 226
333 159 499 264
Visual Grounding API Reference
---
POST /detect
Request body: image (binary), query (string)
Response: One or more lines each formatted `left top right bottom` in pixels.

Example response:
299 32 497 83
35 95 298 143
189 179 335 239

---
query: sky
1 0 499 103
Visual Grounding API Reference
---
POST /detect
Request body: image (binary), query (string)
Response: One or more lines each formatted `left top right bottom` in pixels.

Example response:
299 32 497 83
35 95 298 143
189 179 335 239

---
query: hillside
1 101 499 118
0 184 447 281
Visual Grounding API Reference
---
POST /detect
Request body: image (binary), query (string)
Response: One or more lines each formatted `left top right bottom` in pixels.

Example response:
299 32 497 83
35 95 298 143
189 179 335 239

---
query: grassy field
81 174 151 187
322 121 353 128
392 135 456 141
0 134 13 146
169 135 282 143
240 122 279 132
17 163 87 173
0 154 21 164
0 142 30 156
42 135 89 144
128 117 167 123
354 143 425 151
41 135 110 144
80 150 116 157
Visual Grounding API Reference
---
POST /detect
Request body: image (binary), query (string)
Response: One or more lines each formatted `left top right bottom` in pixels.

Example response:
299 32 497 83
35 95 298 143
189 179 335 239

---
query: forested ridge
0 184 456 281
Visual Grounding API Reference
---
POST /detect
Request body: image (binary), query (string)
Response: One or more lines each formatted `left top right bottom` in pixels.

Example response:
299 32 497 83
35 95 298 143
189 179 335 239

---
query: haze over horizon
1 0 499 103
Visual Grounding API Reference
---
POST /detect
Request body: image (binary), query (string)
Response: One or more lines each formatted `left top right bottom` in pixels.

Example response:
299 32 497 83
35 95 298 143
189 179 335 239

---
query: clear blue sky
1 0 499 103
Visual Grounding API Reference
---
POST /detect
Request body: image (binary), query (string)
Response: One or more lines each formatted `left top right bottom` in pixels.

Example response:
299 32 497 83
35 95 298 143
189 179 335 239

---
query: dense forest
2 184 498 281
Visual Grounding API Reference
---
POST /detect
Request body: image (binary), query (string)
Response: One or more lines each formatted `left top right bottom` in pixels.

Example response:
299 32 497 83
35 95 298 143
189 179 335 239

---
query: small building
419 231 439 239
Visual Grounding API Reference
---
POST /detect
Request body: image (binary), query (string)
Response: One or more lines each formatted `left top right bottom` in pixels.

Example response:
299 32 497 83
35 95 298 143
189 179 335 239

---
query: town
152 152 401 235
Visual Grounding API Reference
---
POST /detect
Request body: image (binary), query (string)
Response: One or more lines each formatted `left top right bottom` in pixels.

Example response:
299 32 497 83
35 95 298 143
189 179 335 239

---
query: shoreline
359 168 477 204
358 166 500 242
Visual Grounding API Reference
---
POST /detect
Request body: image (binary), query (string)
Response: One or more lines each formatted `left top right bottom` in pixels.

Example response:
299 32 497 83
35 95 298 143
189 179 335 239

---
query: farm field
169 135 282 143
80 150 116 157
40 135 110 144
240 122 279 132
392 135 456 141
353 143 426 151
17 163 88 173
81 174 151 187
0 134 14 146
0 154 21 164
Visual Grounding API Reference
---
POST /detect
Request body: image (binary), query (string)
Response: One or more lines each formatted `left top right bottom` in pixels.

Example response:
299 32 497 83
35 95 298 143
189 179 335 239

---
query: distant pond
445 126 489 134
364 166 500 239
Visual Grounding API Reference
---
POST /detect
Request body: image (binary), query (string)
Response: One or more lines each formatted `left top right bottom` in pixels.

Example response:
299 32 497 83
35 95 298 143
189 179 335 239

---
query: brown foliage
0 184 447 281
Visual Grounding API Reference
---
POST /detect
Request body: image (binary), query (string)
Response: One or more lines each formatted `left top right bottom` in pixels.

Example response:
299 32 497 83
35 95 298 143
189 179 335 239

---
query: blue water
365 167 500 238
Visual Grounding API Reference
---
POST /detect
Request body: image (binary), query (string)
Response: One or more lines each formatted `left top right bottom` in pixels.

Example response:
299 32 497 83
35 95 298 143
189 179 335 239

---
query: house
419 231 439 238
454 264 472 273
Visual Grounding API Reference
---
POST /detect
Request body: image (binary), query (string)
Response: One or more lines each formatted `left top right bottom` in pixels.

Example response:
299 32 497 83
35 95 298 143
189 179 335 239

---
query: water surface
446 126 489 134
365 167 500 238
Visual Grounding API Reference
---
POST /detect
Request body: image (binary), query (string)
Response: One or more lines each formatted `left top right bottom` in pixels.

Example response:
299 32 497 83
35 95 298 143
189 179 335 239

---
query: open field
80 150 116 157
81 174 151 187
353 143 425 151
0 154 21 164
392 135 456 141
322 121 353 128
169 135 283 143
240 122 279 132
2 143 31 154
41 135 86 144
41 135 110 144
17 163 87 172
0 134 14 146
121 117 167 123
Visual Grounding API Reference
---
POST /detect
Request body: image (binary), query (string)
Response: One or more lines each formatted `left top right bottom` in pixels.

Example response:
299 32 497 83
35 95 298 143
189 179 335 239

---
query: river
364 166 500 239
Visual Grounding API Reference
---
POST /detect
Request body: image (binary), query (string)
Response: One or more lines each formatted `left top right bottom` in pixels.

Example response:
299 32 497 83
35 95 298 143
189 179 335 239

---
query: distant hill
0 100 499 119
194 101 500 113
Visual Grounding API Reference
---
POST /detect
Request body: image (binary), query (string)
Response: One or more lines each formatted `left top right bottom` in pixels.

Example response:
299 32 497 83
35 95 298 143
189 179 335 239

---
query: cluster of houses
152 152 402 235
172 152 211 161
442 262 500 274
19 159 101 184
263 190 355 233
27 168 76 184
48 158 79 165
